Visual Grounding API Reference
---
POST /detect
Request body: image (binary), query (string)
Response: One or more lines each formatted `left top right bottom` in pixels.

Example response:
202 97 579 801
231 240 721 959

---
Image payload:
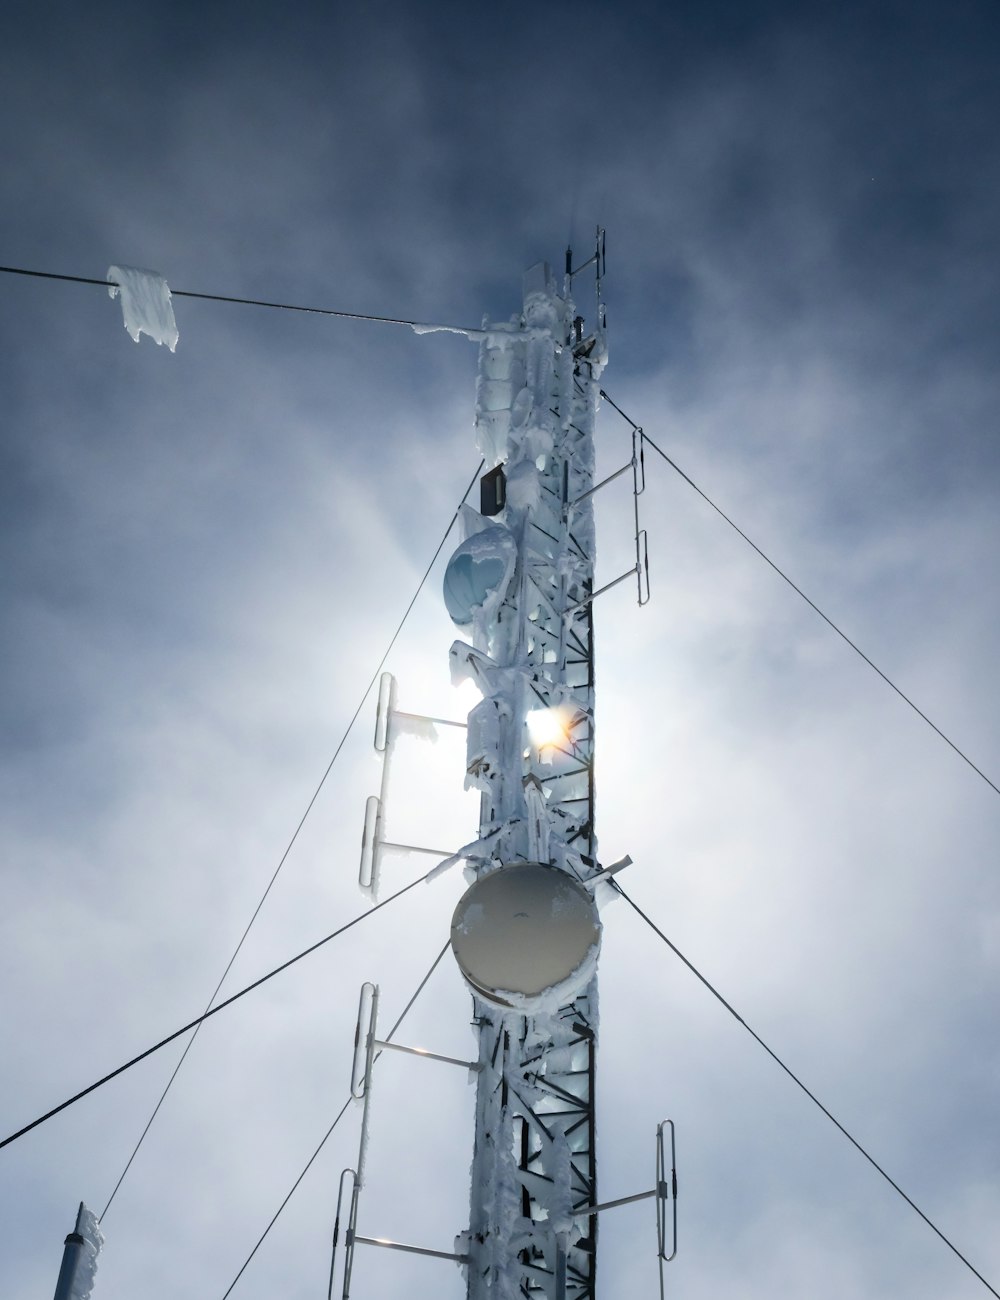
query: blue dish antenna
442 523 516 627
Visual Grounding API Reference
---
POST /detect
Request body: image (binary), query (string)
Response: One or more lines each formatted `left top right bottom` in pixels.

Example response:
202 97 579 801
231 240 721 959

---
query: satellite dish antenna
450 862 601 1012
442 523 517 628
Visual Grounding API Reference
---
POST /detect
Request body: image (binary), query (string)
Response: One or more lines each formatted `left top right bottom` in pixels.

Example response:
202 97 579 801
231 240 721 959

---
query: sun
525 705 573 752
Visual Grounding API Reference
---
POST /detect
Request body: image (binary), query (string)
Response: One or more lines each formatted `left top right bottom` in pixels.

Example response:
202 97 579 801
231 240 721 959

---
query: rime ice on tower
444 257 608 1300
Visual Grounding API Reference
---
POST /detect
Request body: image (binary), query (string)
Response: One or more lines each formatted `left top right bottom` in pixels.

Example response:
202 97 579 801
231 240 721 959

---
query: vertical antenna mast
444 238 608 1300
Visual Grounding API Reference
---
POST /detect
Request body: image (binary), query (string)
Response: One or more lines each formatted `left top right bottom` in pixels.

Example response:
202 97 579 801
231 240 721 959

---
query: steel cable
219 943 452 1298
600 389 1000 802
0 262 483 335
96 459 483 1218
0 872 437 1154
613 880 1000 1300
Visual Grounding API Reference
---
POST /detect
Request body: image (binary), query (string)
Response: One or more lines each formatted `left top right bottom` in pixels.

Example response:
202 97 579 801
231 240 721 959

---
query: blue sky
2 2 1000 1297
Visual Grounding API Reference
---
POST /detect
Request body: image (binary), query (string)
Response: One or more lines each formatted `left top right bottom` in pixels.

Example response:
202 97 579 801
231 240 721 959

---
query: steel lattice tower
446 255 608 1300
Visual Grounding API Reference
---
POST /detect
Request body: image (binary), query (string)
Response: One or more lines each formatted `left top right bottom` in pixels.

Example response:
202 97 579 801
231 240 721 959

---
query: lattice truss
451 261 608 1300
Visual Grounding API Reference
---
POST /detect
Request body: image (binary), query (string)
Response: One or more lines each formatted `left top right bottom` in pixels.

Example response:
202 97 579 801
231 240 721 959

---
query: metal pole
53 1202 102 1300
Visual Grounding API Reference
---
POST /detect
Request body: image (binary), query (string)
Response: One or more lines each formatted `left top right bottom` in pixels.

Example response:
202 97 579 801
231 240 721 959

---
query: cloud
2 4 999 1299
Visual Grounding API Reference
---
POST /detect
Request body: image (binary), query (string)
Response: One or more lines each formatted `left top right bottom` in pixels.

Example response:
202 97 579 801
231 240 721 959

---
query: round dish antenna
442 523 517 627
451 862 601 1012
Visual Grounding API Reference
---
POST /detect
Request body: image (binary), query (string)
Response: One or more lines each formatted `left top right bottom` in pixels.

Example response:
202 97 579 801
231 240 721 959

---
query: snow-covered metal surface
52 1202 103 1300
449 257 607 1299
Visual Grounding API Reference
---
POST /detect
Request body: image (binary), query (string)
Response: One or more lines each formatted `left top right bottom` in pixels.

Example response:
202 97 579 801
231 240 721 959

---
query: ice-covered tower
444 255 608 1300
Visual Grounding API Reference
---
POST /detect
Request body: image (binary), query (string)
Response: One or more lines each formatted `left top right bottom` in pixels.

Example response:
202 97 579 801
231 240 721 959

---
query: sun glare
526 706 571 750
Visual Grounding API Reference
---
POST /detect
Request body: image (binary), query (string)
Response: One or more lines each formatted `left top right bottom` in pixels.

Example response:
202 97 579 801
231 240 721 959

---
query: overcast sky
2 2 1000 1297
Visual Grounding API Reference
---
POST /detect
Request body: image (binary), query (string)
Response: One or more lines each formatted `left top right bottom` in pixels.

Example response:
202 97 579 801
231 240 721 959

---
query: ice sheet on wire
107 264 179 350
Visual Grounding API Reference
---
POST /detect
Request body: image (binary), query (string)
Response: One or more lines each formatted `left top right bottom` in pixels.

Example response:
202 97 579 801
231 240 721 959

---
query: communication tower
341 239 666 1300
443 248 608 1300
